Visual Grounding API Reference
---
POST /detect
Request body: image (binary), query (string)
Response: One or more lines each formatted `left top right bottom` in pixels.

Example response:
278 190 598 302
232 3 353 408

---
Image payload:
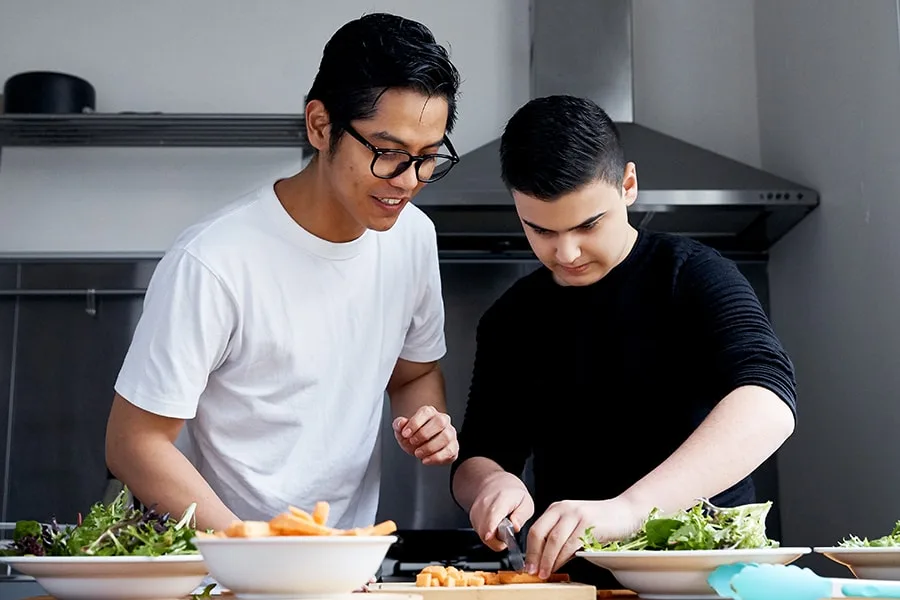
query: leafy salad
580 498 780 551
838 520 900 548
1 487 199 557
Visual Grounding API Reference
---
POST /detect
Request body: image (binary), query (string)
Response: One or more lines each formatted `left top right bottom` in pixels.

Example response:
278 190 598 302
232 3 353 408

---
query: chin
552 266 602 287
363 213 404 232
357 194 410 232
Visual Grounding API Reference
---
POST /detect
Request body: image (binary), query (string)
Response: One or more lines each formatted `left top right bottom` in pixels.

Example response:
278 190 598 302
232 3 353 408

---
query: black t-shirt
450 230 797 588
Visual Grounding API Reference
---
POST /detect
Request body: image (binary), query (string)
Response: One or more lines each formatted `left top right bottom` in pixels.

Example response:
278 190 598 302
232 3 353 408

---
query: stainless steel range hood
417 0 819 258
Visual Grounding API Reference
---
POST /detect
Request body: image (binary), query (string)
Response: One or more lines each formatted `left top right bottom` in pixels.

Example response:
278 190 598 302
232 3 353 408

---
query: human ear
622 162 639 206
305 100 332 153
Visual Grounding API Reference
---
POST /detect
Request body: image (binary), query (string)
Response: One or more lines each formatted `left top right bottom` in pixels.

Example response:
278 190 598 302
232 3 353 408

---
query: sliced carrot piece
288 506 315 522
270 512 334 536
368 520 398 536
312 501 330 526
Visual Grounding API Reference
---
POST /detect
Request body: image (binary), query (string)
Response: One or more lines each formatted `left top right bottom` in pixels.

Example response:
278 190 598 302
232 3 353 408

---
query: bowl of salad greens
575 499 810 599
815 520 900 580
0 488 209 600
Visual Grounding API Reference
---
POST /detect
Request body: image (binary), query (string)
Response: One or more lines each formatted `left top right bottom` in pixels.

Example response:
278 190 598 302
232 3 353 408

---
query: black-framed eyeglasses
342 122 460 183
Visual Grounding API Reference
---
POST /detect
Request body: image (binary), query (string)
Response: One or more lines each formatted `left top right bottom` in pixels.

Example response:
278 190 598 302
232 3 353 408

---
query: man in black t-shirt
449 95 797 588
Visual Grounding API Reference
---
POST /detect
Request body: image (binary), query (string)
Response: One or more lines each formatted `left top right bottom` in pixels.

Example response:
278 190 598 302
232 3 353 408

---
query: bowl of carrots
192 501 397 598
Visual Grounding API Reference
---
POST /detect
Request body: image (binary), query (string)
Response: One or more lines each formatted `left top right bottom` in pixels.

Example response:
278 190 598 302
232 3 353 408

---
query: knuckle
547 530 566 544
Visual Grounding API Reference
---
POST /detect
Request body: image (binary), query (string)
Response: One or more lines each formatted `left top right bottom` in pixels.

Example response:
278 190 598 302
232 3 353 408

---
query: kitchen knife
497 517 526 572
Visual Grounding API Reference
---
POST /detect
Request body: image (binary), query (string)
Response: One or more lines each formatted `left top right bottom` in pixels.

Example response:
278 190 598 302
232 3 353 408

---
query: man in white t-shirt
105 13 463 532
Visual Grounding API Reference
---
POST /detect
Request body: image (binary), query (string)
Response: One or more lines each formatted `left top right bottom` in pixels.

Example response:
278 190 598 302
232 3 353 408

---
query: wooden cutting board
370 582 597 599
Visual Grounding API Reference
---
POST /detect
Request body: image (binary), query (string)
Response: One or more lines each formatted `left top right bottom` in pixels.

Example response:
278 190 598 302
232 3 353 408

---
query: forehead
356 88 448 145
512 179 621 230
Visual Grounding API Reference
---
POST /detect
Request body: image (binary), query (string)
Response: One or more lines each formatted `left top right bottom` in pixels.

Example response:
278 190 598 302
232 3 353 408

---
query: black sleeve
675 248 798 419
449 301 534 501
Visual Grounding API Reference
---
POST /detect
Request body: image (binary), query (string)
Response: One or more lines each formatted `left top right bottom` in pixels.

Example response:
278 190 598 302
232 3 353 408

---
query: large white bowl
0 555 209 600
815 546 900 579
193 534 397 599
575 547 811 599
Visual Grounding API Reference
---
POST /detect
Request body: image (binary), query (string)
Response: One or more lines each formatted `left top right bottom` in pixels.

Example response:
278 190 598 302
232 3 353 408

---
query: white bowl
0 555 209 600
575 547 811 599
815 546 900 579
193 534 397 599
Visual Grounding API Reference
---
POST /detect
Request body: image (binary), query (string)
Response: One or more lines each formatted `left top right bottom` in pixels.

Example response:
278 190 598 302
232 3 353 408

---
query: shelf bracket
85 288 97 317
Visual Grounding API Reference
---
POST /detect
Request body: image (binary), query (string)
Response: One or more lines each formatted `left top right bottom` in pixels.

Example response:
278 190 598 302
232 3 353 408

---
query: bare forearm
452 457 509 511
107 440 238 532
621 385 796 515
389 365 446 419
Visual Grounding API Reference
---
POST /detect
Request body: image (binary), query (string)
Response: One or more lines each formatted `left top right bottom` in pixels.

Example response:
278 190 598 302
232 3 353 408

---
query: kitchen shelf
0 112 307 148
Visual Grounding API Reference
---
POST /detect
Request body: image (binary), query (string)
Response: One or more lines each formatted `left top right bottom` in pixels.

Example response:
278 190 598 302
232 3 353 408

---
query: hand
392 405 458 466
468 471 534 551
525 497 643 579
354 575 377 592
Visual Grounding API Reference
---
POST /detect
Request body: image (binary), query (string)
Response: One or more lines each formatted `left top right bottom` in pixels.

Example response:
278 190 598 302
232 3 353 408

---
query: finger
408 413 451 448
509 497 534 531
472 508 506 551
400 406 437 439
525 510 560 575
482 494 520 544
538 516 579 579
552 535 584 574
392 416 408 433
393 426 415 453
413 425 455 458
420 440 459 465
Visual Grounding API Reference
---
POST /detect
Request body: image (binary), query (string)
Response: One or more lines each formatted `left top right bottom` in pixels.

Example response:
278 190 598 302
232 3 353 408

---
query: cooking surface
16 589 899 599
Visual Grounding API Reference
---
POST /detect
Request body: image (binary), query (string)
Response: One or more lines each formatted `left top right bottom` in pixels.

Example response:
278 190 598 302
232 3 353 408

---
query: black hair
499 95 626 200
305 13 461 154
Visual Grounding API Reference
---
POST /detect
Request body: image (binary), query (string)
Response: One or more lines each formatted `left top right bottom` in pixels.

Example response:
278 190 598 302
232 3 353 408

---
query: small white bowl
193 534 397 599
575 547 811 599
0 555 209 600
815 546 900 579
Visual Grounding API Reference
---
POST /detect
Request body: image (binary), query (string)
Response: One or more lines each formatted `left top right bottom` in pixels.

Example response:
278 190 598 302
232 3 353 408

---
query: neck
274 156 366 243
613 225 640 268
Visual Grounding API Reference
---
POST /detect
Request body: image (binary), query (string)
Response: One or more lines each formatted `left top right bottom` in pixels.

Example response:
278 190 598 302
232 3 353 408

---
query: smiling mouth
373 196 406 207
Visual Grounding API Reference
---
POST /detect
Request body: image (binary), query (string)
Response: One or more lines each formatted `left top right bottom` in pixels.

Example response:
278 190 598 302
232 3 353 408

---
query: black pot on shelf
3 71 96 114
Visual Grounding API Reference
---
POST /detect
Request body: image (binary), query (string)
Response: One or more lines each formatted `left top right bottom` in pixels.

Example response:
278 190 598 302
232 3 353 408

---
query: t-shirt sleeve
675 248 798 418
451 302 533 488
399 226 447 363
114 248 238 420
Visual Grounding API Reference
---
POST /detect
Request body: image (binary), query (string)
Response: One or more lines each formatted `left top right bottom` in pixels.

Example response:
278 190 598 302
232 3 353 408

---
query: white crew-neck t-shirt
114 183 446 529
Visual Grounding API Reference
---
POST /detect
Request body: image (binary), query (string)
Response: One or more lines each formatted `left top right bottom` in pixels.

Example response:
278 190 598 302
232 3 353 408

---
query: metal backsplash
0 253 781 542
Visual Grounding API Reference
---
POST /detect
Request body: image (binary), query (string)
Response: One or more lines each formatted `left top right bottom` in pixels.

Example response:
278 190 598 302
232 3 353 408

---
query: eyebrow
371 130 444 151
522 211 607 233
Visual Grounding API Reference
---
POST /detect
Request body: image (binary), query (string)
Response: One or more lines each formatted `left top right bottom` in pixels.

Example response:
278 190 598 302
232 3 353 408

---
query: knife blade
497 517 526 572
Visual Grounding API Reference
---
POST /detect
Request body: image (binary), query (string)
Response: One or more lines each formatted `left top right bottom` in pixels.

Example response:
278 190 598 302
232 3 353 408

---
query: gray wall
757 0 900 573
632 0 761 168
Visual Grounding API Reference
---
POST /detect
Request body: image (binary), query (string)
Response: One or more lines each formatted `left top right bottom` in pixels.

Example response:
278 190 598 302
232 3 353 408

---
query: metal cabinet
0 261 150 524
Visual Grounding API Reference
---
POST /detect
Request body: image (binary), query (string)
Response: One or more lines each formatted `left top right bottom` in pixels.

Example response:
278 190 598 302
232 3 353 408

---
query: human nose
390 162 420 190
555 235 581 264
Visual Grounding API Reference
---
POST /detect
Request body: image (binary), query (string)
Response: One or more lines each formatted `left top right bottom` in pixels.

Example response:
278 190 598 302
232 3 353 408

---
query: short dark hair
305 13 461 154
499 95 626 200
